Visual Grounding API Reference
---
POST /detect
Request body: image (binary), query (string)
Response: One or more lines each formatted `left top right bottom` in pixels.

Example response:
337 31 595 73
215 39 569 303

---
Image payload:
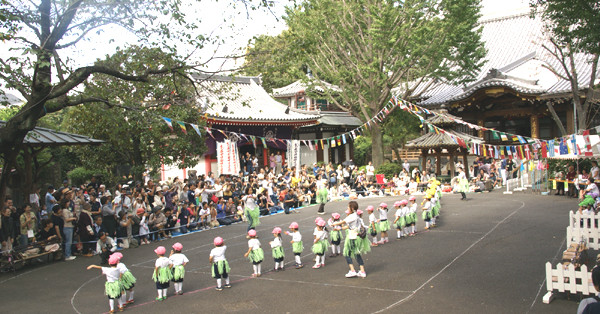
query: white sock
372 238 378 244
321 255 325 265
158 289 163 298
225 277 230 285
295 255 301 265
425 222 430 228
162 288 168 297
253 264 258 274
120 294 126 306
128 290 134 301
275 262 279 269
331 245 336 254
179 283 183 292
257 264 261 275
412 225 416 233
397 230 401 237
337 245 341 254
314 256 320 266
217 278 222 287
109 299 115 311
432 218 436 225
117 296 123 307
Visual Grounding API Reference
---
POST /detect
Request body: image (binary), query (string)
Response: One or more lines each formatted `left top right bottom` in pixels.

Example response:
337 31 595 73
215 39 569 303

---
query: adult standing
61 200 77 261
19 204 37 247
333 201 370 278
365 161 375 184
402 160 410 174
316 174 328 215
101 195 117 238
45 185 57 217
243 195 260 232
78 203 95 256
500 159 507 186
275 151 283 175
454 167 469 200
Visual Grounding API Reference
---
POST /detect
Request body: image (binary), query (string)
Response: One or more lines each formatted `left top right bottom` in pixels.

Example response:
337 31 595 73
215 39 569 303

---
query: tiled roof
317 111 362 127
193 74 319 124
406 129 482 149
404 13 599 106
272 79 342 98
0 121 104 146
426 110 463 126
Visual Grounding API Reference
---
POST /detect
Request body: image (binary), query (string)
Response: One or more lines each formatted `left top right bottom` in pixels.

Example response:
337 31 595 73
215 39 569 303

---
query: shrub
375 162 402 180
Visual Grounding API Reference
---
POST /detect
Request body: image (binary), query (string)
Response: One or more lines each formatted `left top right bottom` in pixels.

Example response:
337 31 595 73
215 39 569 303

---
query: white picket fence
543 262 597 304
567 211 600 249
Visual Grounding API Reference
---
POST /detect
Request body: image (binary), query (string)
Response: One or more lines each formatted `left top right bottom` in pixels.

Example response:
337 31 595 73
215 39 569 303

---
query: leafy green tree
63 47 204 181
531 0 600 133
0 0 269 202
383 108 421 162
284 0 486 167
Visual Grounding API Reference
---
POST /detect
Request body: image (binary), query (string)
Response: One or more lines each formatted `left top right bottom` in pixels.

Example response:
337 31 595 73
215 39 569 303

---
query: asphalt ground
0 192 585 313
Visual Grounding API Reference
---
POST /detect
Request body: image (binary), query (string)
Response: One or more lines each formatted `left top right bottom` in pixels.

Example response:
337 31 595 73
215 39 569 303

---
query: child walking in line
392 200 405 239
111 252 136 307
312 219 328 268
377 202 390 244
87 254 123 313
331 202 371 278
244 229 264 277
286 222 304 269
422 194 433 230
270 227 285 271
328 213 343 257
152 246 173 301
169 242 189 295
210 237 231 291
408 195 418 236
366 206 379 246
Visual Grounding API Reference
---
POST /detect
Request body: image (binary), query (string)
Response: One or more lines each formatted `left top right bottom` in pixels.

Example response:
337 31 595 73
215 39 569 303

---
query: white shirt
591 166 600 180
423 201 432 211
344 213 361 230
394 208 403 219
328 219 342 231
410 203 418 214
169 253 189 266
289 231 302 242
270 237 282 249
402 206 410 217
248 238 261 250
314 229 327 241
116 262 129 274
586 183 600 196
366 165 375 176
155 256 172 268
368 213 377 225
379 208 388 220
102 267 121 282
210 246 227 262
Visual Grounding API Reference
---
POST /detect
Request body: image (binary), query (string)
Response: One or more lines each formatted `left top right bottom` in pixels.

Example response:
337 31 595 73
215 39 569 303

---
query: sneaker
296 264 304 269
320 263 325 267
162 296 167 300
65 256 76 261
224 284 232 288
312 264 321 269
118 306 124 312
177 291 183 295
156 297 162 301
345 270 357 278
357 271 367 278
279 267 285 271
215 286 223 291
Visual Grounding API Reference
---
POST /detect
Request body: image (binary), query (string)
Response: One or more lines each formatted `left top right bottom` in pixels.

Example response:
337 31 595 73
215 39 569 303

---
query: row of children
88 243 189 313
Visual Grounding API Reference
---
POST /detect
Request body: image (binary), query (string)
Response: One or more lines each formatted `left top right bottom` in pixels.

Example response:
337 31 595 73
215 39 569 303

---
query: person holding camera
96 231 117 265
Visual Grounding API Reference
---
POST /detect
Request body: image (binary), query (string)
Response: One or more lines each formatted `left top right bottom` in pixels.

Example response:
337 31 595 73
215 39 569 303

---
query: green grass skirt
248 248 264 263
378 220 390 232
343 237 371 258
105 281 122 299
272 246 285 259
311 240 328 255
395 216 406 229
152 267 172 284
173 265 185 281
212 260 231 278
292 241 303 254
120 271 136 290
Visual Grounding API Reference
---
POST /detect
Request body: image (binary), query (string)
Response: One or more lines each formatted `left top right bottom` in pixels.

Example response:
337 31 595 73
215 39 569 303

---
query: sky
2 0 532 103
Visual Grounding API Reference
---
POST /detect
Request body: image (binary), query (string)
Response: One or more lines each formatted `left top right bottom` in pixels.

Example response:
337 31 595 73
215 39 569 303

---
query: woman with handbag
78 203 95 256
332 201 370 278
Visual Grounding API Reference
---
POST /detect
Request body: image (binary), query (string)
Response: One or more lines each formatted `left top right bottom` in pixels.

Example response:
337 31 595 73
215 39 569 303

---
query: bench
0 239 63 272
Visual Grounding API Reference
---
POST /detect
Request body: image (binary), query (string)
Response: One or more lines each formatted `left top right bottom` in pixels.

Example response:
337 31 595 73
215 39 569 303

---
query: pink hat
213 237 224 246
394 201 402 207
357 209 363 215
401 199 408 205
108 255 120 265
272 227 282 234
408 196 416 201
331 212 341 220
366 205 374 212
289 222 299 229
172 242 183 251
111 252 123 260
247 229 257 237
316 219 326 227
154 246 166 255
379 202 388 208
315 217 322 223
136 208 145 215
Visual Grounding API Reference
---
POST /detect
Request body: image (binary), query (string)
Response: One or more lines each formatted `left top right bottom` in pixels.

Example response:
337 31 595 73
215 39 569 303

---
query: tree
531 0 600 134
63 46 204 181
0 0 268 203
284 0 486 167
383 108 421 162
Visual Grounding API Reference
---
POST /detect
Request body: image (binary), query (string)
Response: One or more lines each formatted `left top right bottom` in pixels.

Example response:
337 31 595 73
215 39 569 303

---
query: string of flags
159 97 600 160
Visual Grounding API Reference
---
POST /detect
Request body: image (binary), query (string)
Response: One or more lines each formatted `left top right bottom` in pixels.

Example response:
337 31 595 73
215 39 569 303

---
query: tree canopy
248 0 486 167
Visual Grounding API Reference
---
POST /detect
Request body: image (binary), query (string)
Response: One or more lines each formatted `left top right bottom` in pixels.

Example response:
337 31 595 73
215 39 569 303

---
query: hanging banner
286 140 301 177
216 140 240 175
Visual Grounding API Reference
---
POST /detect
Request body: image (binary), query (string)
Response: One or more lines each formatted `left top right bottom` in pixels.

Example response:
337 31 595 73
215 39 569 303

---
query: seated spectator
96 231 117 265
35 218 61 257
19 204 37 247
163 208 177 237
216 199 231 225
197 202 210 229
283 188 297 214
355 182 367 197
178 203 193 234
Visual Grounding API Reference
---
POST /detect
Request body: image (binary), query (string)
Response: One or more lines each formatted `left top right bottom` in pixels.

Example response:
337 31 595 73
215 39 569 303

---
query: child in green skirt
377 202 390 243
312 219 328 268
210 237 231 291
269 227 285 271
112 252 136 307
327 213 343 257
285 222 303 269
152 246 173 301
87 254 123 313
169 242 189 295
243 229 264 277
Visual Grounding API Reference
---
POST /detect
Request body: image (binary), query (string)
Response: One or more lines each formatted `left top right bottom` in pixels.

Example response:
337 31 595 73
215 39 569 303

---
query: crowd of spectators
0 157 418 266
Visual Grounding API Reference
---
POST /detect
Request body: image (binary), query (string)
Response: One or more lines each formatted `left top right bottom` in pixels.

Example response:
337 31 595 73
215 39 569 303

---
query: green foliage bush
67 167 111 187
375 162 402 180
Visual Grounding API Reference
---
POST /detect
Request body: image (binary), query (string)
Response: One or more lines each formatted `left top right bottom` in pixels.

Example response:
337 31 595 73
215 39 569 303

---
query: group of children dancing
88 181 443 313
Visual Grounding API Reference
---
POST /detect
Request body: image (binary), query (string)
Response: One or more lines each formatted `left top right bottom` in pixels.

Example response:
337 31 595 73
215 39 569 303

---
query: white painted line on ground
527 237 566 313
